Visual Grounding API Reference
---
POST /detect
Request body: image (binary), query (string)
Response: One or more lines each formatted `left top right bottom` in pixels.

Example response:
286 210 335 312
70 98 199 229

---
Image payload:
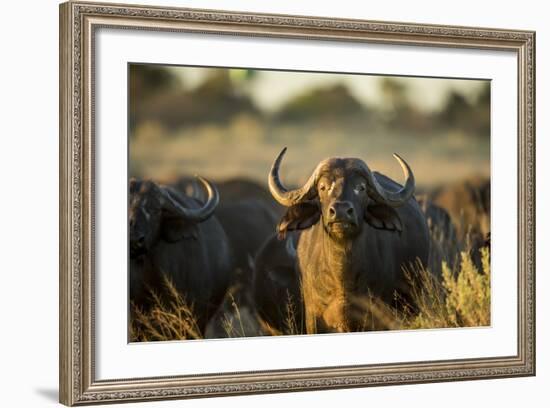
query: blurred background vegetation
129 64 490 190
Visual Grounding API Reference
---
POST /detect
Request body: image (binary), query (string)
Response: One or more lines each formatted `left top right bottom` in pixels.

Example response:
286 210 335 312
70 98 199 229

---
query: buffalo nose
328 202 355 221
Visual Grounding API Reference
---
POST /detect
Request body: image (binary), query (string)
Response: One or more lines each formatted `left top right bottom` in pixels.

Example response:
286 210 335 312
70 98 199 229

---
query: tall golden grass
403 247 490 329
129 275 202 341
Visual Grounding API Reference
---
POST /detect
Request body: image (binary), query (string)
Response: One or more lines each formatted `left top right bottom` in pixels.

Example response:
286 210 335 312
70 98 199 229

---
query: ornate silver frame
59 1 536 405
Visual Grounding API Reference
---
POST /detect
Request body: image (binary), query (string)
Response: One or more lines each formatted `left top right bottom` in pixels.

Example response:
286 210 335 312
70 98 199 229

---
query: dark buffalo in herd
419 176 491 271
430 176 490 240
252 231 303 333
129 148 490 338
173 177 282 272
215 200 278 272
129 177 233 331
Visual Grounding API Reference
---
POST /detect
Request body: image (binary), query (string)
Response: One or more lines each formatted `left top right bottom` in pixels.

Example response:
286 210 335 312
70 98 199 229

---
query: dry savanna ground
130 115 490 191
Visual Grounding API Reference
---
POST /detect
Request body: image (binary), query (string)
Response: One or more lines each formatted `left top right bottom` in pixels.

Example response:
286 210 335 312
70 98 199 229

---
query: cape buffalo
430 175 490 240
204 282 268 339
175 177 285 218
215 199 279 271
253 232 304 334
216 178 285 219
129 177 234 331
256 147 430 334
175 176 281 271
202 207 281 339
417 195 460 274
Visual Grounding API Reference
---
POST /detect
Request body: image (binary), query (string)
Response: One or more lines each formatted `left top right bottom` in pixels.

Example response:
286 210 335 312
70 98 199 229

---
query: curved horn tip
392 153 412 171
392 152 404 161
363 152 415 207
276 147 288 161
194 176 220 220
194 175 212 187
269 147 301 207
194 174 212 185
196 176 218 197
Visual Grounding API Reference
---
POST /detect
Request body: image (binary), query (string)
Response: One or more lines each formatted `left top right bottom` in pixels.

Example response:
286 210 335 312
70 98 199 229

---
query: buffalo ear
364 203 403 232
160 217 198 242
277 202 320 239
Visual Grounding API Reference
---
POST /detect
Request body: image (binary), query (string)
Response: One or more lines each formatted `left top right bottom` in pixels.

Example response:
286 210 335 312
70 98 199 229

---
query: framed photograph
59 1 535 405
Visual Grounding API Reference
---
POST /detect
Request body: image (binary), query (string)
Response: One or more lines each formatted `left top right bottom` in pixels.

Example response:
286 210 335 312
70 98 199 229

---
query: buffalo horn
161 176 219 221
268 147 319 207
359 153 415 207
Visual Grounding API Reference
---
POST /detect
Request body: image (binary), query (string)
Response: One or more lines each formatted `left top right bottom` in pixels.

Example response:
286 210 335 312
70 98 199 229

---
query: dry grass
442 247 491 327
219 293 247 338
403 247 490 329
129 275 202 342
256 291 305 337
130 247 490 341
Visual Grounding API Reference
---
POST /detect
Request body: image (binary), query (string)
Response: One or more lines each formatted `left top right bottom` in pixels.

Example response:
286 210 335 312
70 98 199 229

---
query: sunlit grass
129 275 202 342
130 245 490 341
402 247 490 329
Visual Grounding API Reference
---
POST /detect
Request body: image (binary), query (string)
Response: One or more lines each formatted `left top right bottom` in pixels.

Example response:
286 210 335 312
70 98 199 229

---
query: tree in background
437 81 490 137
276 84 366 123
130 68 259 131
129 65 181 131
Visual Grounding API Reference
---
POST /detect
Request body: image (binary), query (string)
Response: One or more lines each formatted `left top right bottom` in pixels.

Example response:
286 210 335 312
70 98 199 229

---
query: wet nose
328 201 355 222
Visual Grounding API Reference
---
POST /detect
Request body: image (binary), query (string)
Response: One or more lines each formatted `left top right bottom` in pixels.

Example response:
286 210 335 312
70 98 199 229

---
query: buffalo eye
319 183 327 192
354 183 366 194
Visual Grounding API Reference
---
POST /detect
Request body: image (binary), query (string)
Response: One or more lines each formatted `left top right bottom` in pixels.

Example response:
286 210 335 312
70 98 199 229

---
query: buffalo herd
129 148 490 338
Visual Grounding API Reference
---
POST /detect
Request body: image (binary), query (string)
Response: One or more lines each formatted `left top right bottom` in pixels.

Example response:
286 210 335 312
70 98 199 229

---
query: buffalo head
268 147 415 241
129 177 219 258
